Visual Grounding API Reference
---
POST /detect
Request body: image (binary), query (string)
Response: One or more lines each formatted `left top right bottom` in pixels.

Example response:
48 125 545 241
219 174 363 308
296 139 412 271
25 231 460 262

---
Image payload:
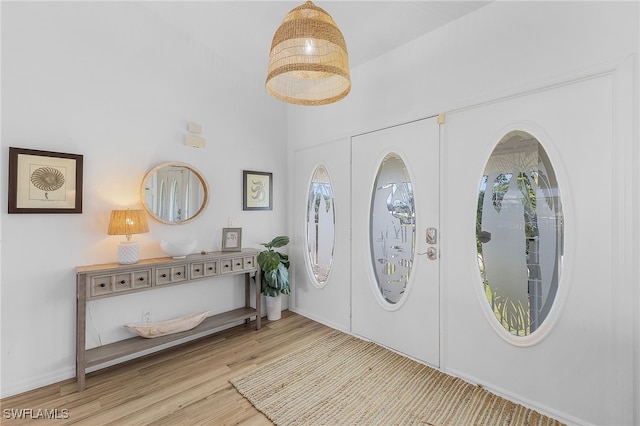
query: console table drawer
221 256 256 274
114 270 152 293
191 261 218 279
156 265 188 285
220 259 233 274
243 256 255 270
89 269 153 298
89 275 114 297
231 257 245 272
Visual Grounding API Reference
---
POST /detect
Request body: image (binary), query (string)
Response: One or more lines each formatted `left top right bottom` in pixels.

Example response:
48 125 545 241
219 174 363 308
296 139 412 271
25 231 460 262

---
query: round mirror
476 130 563 337
140 162 209 225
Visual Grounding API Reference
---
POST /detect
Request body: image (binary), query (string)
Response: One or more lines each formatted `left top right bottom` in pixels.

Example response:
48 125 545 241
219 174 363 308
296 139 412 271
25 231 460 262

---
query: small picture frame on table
222 227 242 252
8 147 83 214
243 170 273 211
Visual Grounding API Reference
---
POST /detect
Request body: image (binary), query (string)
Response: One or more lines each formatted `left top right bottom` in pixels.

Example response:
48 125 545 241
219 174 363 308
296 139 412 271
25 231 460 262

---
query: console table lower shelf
85 307 257 368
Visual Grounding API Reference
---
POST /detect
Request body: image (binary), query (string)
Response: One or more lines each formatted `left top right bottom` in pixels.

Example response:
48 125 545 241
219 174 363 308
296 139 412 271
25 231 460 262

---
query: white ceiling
142 1 492 82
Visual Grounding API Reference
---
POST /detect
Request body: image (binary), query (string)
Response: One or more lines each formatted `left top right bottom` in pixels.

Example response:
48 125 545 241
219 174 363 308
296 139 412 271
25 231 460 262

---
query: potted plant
257 235 290 320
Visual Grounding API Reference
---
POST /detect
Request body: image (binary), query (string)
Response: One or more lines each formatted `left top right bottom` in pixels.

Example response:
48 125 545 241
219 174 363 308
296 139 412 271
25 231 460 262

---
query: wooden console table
76 249 261 391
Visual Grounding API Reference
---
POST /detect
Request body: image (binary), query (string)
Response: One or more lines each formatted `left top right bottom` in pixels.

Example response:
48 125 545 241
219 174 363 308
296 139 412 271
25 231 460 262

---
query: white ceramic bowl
160 240 197 258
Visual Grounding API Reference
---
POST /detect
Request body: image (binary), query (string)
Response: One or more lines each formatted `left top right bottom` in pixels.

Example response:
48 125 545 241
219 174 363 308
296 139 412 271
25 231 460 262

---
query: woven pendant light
266 1 351 106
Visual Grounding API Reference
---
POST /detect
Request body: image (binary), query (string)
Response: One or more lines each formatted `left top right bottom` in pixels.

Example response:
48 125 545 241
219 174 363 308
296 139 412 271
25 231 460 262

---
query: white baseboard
288 307 350 334
1 368 75 399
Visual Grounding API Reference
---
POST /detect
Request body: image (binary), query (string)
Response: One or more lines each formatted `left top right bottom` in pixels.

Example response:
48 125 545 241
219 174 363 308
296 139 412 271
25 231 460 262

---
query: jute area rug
230 331 564 426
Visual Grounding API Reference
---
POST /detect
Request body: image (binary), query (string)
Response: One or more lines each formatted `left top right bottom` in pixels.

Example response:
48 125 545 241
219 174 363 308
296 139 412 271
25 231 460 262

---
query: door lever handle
426 247 438 260
417 247 438 260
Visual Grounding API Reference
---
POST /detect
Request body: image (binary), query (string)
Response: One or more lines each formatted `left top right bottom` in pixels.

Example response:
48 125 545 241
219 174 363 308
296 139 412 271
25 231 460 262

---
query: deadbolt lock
426 227 437 245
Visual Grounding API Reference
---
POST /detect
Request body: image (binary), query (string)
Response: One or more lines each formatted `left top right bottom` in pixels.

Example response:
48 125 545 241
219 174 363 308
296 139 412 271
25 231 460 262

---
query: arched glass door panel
306 165 335 287
477 130 563 336
370 153 415 304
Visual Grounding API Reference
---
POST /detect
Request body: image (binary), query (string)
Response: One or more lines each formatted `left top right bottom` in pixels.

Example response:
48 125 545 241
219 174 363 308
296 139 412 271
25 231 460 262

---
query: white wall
287 2 639 425
1 2 638 424
288 1 638 146
1 2 288 396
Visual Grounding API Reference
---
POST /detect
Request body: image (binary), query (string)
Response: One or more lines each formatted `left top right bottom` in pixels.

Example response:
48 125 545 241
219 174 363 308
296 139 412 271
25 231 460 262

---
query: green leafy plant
257 236 290 297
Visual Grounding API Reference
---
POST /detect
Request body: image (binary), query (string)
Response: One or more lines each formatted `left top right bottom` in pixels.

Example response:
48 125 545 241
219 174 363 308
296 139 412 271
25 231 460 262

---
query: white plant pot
265 295 282 321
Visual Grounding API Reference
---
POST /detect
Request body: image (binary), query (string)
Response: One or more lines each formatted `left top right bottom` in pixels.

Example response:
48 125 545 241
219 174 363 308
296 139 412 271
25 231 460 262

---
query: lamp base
118 241 139 264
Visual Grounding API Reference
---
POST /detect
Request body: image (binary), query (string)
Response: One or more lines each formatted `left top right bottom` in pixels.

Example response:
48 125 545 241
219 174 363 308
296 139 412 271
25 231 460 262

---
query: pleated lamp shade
266 1 351 106
107 209 149 264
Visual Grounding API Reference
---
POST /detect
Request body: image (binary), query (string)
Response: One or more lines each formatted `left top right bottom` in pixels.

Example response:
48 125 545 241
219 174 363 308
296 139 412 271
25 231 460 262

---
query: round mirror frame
140 161 210 225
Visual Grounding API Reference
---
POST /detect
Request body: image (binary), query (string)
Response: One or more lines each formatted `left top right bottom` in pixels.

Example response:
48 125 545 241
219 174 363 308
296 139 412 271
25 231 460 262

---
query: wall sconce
107 209 149 264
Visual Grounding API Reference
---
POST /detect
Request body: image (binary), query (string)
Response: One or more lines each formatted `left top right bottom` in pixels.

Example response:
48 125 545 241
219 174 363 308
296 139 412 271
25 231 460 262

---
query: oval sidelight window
477 131 563 336
306 165 335 287
370 153 415 304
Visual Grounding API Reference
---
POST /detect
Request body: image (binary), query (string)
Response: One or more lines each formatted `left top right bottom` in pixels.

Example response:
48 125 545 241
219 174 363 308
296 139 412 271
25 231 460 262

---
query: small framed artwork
243 170 273 211
8 147 83 214
222 227 242 252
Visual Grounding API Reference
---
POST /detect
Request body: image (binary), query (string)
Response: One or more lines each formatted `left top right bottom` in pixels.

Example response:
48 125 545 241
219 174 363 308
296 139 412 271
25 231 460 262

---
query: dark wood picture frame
243 170 273 211
8 147 83 214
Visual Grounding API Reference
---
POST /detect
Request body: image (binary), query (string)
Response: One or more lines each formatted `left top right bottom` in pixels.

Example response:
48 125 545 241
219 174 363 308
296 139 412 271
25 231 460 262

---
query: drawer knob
208 267 213 271
139 277 145 281
161 274 167 278
236 262 241 266
99 283 106 288
176 271 182 276
195 268 201 272
120 280 126 284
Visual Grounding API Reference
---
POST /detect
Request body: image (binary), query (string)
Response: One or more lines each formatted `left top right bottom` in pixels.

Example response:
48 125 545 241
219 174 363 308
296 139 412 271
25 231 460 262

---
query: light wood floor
1 311 333 425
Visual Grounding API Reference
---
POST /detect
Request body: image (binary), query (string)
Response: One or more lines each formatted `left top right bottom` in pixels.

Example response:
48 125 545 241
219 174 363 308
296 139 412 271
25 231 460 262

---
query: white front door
442 71 633 424
351 117 440 366
291 139 351 331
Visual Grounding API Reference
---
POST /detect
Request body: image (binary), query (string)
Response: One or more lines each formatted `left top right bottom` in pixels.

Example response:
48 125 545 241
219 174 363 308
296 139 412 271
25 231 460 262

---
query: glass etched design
477 131 563 336
370 153 415 304
306 165 335 286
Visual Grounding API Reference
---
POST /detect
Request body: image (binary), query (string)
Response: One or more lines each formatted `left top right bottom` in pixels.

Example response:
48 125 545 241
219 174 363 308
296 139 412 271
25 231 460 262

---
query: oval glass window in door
476 130 564 336
306 165 335 287
370 153 415 304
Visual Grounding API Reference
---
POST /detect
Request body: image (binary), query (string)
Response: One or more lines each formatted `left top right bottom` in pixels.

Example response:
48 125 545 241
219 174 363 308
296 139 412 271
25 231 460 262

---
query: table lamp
107 209 149 264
